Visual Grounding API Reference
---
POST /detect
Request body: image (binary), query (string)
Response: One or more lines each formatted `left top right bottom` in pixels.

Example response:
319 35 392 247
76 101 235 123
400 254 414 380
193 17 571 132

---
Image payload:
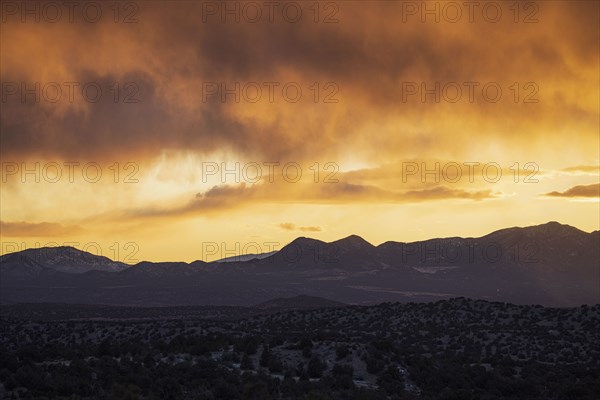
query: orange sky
1 1 598 262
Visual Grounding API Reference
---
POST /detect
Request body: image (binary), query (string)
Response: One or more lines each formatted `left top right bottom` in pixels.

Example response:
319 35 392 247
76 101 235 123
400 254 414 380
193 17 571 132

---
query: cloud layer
545 183 600 198
2 1 598 165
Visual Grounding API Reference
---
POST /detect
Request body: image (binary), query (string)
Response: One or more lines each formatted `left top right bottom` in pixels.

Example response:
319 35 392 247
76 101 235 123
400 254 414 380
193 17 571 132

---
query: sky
1 1 599 263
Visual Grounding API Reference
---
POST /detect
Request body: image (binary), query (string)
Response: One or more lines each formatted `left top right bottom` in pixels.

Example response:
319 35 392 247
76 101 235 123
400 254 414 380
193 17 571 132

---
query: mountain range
1 222 598 307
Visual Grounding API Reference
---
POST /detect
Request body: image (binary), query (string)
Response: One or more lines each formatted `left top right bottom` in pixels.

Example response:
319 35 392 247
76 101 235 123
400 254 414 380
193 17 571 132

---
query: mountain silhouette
0 246 128 274
1 222 598 306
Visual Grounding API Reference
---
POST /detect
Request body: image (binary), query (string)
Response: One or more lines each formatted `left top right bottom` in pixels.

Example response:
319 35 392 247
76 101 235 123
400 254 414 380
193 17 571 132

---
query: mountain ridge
0 246 128 274
0 221 592 266
1 221 597 307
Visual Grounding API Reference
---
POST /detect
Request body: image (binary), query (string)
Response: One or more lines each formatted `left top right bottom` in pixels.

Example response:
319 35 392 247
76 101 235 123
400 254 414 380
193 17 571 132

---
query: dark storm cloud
1 1 598 165
0 68 264 161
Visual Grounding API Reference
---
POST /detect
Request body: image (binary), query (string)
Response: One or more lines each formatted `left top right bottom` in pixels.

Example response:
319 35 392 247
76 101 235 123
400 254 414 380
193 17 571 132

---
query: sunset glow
1 1 598 262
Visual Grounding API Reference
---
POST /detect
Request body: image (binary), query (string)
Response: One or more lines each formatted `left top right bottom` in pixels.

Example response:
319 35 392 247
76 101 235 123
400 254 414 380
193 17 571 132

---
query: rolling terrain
1 298 598 399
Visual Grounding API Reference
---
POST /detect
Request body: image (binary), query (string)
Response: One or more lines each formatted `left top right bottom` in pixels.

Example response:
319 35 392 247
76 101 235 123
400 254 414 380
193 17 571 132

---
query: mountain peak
6 246 128 274
538 221 582 231
283 236 326 249
484 221 586 240
331 234 374 250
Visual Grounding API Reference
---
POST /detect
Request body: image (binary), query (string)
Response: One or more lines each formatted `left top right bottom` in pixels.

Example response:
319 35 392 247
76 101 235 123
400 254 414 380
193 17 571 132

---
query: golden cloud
544 183 600 198
278 223 322 232
0 221 84 237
